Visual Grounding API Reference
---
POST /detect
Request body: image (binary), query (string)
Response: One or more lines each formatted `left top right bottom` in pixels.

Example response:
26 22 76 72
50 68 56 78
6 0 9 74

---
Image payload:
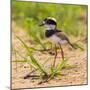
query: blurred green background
12 0 87 40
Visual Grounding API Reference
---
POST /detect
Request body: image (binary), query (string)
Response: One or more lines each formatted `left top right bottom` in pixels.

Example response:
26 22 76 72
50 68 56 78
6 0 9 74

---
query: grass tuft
15 36 68 80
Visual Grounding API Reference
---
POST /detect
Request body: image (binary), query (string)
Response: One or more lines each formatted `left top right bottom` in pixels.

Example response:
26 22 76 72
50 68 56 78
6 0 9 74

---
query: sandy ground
12 23 87 89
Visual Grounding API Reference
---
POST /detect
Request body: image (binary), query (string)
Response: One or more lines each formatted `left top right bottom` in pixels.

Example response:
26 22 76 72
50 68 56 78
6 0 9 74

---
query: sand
12 23 87 89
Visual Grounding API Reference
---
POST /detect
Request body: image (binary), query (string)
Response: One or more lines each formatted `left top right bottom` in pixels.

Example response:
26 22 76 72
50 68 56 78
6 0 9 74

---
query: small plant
14 36 68 82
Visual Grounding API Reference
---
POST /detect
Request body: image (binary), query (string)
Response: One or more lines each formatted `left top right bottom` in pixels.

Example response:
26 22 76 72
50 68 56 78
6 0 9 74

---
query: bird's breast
48 35 67 45
45 30 55 37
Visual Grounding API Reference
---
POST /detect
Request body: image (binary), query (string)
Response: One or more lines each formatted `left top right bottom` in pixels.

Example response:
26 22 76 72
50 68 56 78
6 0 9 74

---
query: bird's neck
45 25 56 30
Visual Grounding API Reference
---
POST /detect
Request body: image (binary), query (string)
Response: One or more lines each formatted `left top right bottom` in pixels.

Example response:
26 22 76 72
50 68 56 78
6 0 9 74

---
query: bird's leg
59 43 64 61
52 44 57 67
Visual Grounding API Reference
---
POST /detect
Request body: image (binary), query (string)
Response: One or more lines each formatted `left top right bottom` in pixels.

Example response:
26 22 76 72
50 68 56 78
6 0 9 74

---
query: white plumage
48 34 67 45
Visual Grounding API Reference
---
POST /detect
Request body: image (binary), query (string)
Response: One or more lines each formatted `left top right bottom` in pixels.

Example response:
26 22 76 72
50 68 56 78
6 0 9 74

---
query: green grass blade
16 36 32 54
74 43 84 51
17 36 48 76
56 59 67 71
13 60 27 62
50 59 67 79
28 55 48 76
33 35 46 50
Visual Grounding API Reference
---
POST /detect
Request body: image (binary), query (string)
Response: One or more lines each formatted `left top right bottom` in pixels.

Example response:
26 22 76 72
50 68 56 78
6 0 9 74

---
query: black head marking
44 17 57 25
45 29 61 37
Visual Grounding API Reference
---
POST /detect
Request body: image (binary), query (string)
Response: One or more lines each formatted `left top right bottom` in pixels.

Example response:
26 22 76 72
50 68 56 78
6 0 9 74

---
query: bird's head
39 17 57 30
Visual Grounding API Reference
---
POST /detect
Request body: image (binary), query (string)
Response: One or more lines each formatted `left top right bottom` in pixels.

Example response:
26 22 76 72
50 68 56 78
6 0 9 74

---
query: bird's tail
68 41 84 51
68 41 77 49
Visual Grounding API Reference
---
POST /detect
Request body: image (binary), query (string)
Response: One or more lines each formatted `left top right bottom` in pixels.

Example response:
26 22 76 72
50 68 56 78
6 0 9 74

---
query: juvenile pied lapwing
39 17 76 67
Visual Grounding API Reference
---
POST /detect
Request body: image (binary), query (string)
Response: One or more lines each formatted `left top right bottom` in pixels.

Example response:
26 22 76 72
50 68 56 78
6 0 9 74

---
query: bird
39 17 76 67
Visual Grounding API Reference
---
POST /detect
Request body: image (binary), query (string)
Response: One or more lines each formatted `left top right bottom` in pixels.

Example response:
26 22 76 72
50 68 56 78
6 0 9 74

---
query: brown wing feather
55 32 69 41
55 31 76 49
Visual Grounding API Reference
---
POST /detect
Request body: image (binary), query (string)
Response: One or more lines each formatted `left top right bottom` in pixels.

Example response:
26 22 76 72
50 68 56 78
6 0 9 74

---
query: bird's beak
39 21 45 26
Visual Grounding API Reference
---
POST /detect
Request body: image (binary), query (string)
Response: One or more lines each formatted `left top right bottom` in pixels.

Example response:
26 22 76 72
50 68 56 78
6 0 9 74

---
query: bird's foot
49 51 55 55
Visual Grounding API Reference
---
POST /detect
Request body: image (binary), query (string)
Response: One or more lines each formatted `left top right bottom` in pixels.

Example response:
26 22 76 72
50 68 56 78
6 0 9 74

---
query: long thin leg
53 44 57 67
58 43 64 61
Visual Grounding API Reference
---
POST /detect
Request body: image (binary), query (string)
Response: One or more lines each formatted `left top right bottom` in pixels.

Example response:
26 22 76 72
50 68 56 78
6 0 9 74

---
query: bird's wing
55 31 77 49
55 31 69 41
